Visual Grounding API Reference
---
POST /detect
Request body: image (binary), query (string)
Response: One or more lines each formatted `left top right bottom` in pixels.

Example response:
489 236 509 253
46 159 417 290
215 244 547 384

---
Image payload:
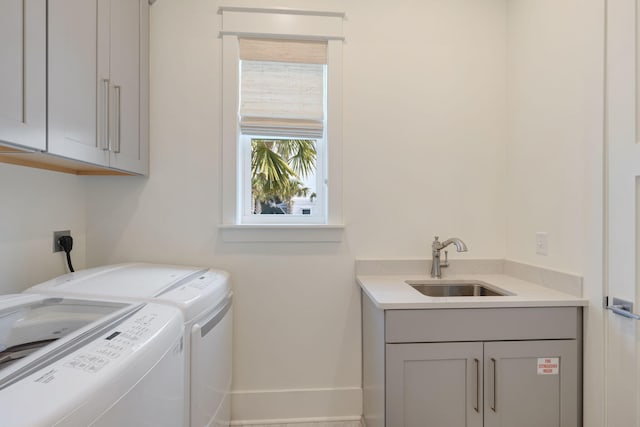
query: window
242 136 324 222
238 38 327 224
220 7 345 240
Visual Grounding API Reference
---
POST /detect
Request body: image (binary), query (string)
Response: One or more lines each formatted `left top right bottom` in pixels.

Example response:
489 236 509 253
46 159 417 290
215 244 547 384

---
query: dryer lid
27 264 232 320
29 263 204 298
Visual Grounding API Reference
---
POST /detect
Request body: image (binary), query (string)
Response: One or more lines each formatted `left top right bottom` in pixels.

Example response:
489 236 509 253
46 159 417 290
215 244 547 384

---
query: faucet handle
441 250 449 268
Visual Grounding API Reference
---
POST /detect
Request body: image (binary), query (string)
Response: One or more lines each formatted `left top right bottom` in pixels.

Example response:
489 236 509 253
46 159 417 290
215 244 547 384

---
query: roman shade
239 38 327 138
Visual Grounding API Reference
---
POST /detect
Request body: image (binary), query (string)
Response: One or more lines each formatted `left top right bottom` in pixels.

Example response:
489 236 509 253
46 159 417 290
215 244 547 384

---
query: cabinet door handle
490 357 497 412
474 358 480 413
100 79 110 151
113 85 121 153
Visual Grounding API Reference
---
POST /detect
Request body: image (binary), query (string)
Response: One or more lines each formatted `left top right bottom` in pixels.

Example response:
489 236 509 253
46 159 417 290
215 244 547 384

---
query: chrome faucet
431 236 468 278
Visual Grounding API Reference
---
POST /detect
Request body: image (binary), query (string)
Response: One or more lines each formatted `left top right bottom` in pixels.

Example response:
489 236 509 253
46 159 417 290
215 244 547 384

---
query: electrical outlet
53 230 71 253
536 232 548 256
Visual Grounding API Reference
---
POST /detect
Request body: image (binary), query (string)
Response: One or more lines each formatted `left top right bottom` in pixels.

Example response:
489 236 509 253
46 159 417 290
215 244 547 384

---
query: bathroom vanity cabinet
362 294 582 427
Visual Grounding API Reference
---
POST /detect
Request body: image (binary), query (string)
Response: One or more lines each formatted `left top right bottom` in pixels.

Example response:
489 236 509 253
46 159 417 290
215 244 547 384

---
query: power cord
58 235 75 273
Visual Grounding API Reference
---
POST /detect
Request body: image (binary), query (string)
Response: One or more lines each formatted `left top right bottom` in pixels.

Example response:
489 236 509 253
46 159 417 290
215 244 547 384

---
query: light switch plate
536 232 548 256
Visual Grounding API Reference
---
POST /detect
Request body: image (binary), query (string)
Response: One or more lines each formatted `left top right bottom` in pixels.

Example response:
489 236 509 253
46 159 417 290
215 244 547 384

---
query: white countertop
357 273 588 309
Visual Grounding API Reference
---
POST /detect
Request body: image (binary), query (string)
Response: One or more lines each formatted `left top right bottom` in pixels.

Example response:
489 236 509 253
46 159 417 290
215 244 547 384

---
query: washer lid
0 294 137 386
0 301 184 427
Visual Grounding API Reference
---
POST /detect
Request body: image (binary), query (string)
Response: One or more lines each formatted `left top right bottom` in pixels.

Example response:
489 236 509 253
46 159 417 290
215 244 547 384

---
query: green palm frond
250 138 317 214
288 139 316 178
251 140 296 189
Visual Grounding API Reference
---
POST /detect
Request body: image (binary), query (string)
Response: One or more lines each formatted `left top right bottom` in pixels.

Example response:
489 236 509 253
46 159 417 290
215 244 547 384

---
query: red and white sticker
537 358 559 375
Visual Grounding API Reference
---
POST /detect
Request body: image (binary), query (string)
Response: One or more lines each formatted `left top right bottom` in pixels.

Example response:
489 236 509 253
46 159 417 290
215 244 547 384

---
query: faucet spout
430 236 468 278
441 237 468 253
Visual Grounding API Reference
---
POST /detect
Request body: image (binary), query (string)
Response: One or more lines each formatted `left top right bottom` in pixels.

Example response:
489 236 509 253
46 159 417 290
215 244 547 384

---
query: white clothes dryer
0 293 185 427
27 263 233 427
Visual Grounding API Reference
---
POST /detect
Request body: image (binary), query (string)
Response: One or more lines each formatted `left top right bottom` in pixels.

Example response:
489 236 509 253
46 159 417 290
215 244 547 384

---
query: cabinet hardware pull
101 79 110 151
474 358 480 413
113 85 121 154
490 357 497 412
606 297 640 320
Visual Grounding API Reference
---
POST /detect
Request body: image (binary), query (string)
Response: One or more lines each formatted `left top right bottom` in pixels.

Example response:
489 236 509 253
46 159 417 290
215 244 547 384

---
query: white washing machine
0 293 185 427
27 263 233 427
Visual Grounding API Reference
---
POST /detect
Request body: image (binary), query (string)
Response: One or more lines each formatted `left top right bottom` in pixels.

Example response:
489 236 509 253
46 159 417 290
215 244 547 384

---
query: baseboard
230 417 363 426
230 387 362 426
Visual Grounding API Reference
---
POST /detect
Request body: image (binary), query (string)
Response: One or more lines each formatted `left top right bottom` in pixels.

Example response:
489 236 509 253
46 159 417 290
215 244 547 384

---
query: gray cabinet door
48 0 148 174
48 0 108 166
0 0 46 150
386 342 483 427
484 340 578 427
107 0 149 175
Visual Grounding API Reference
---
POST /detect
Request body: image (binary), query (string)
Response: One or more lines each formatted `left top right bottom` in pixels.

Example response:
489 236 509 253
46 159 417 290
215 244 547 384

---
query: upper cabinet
0 0 46 151
0 0 149 175
48 0 149 175
107 0 149 175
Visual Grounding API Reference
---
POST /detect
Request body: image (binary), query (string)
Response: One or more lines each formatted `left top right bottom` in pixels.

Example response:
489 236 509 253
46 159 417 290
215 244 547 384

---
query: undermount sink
405 280 512 297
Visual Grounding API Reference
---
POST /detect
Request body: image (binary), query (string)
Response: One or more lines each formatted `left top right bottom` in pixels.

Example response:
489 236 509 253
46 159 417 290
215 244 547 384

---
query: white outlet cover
536 232 548 256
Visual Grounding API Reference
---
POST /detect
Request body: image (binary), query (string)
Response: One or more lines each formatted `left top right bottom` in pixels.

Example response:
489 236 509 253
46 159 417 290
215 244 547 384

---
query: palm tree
251 139 317 214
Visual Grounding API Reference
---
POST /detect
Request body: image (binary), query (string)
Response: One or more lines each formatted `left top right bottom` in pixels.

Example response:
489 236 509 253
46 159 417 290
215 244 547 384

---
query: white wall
0 164 86 293
504 0 605 425
505 0 592 274
84 0 509 422
343 0 507 258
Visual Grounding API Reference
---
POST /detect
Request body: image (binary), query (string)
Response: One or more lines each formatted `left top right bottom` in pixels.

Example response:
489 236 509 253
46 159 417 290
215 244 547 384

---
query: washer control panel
63 311 160 374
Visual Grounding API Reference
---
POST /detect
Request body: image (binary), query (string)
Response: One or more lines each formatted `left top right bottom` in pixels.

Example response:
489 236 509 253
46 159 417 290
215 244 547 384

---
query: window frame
219 7 344 241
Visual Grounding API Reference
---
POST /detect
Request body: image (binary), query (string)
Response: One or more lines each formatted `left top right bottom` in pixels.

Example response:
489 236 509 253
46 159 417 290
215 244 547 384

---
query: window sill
218 224 344 243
